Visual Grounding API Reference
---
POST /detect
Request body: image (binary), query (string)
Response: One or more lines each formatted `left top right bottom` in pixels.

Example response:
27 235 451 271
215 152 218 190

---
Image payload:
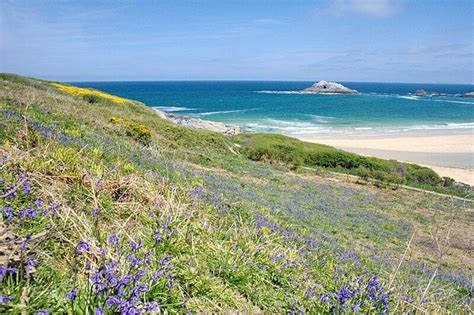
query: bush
82 94 102 104
442 176 456 187
406 167 441 186
110 116 152 146
356 166 370 182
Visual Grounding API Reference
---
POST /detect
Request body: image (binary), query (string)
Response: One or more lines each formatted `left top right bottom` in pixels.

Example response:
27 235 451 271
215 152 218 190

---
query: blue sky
1 0 472 83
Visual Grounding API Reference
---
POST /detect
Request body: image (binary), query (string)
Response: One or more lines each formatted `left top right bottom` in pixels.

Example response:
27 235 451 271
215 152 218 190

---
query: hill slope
0 74 472 313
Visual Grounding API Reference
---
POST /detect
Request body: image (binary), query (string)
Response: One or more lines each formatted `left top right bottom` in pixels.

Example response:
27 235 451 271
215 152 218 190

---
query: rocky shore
153 108 240 135
303 80 358 94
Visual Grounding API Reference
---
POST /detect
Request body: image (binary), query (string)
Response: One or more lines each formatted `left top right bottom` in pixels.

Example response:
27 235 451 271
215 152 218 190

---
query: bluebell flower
0 295 14 305
143 301 159 312
95 307 104 315
106 296 121 308
2 206 14 222
66 288 78 302
108 235 119 246
26 258 38 274
34 198 43 208
0 266 18 280
129 240 142 251
21 235 31 252
35 310 50 315
75 241 91 254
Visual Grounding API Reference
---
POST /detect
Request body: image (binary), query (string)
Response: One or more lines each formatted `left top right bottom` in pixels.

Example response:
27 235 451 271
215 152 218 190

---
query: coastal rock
303 80 358 94
153 108 240 135
461 92 474 98
413 90 445 96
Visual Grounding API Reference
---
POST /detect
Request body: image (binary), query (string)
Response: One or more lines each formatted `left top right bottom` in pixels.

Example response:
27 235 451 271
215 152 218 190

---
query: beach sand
297 133 474 185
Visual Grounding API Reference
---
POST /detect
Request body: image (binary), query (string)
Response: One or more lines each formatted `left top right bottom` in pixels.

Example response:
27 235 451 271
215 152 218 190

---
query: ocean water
73 81 474 137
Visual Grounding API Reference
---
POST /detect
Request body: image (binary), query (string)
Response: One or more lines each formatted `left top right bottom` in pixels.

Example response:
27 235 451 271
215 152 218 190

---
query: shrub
406 167 441 186
442 176 456 187
82 94 101 104
356 166 370 182
110 116 152 146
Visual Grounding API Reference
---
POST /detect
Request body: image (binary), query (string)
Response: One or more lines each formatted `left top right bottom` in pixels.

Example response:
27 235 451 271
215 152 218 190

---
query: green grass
0 74 472 314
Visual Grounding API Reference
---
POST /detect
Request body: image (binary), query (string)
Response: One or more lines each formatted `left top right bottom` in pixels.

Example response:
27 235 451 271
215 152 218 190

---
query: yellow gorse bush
50 82 128 104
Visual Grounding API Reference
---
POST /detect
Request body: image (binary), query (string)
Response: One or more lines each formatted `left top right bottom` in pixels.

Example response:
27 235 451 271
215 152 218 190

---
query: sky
0 0 473 83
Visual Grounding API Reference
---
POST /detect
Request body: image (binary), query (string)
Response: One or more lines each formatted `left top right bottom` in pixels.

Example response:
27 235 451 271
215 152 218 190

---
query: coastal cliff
303 80 358 94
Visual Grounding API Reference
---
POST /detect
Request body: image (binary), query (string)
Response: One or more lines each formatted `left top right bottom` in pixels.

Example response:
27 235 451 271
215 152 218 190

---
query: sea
72 81 474 138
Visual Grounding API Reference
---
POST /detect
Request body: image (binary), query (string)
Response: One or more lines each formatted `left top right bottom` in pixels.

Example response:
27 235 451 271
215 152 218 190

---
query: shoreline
153 108 473 185
296 133 474 185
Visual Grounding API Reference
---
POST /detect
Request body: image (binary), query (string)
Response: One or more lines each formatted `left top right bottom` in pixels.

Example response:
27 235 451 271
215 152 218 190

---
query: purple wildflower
34 198 43 208
129 240 142 251
0 266 18 280
153 231 162 243
66 288 78 302
75 241 91 254
2 206 14 222
0 295 14 305
337 287 352 304
151 270 163 281
108 235 119 246
106 296 121 308
22 181 31 194
26 258 38 274
35 310 50 315
21 235 31 252
95 307 104 315
92 207 100 217
143 301 160 312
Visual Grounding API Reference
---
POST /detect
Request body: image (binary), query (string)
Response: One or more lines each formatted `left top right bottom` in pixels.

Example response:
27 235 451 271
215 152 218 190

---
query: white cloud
316 0 402 18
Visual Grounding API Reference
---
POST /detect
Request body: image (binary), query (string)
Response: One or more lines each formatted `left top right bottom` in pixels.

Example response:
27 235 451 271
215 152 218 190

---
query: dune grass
0 74 472 314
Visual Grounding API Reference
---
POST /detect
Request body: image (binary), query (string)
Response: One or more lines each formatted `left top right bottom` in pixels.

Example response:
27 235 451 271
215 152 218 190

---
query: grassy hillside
0 74 472 314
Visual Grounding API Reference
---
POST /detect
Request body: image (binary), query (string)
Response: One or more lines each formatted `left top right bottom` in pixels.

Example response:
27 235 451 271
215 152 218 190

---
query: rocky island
303 80 358 94
462 92 474 98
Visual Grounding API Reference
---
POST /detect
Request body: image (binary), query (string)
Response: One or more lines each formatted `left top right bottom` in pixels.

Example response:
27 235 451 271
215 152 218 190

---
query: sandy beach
297 133 474 185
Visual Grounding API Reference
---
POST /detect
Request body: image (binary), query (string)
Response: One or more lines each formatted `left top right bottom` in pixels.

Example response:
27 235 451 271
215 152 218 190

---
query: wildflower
75 241 91 254
22 181 31 194
34 198 43 208
92 207 100 217
98 247 105 256
0 266 18 280
2 206 14 222
129 240 142 251
35 310 50 315
0 295 14 305
153 231 162 243
95 307 104 315
21 235 31 253
106 296 120 308
145 252 152 267
143 301 159 312
337 287 352 304
108 235 119 246
66 288 78 302
26 258 38 274
49 202 59 216
126 255 142 269
151 270 163 281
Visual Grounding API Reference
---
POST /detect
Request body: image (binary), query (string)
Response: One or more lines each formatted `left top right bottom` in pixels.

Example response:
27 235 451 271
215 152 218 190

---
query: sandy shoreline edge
297 134 474 185
154 108 473 185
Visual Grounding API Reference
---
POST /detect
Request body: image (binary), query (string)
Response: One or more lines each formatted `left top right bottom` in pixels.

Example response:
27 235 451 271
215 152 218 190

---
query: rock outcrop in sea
413 90 445 96
461 92 474 98
154 108 240 135
303 80 358 94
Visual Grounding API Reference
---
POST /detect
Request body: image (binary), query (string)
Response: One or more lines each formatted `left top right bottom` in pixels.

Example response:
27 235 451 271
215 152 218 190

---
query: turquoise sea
73 81 474 137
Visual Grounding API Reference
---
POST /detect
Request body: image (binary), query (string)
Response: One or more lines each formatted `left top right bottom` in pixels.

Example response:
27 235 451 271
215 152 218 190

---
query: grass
0 73 472 314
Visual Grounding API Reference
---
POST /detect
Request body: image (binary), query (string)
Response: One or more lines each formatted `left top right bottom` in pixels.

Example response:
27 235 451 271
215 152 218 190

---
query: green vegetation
236 133 469 196
0 74 472 314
